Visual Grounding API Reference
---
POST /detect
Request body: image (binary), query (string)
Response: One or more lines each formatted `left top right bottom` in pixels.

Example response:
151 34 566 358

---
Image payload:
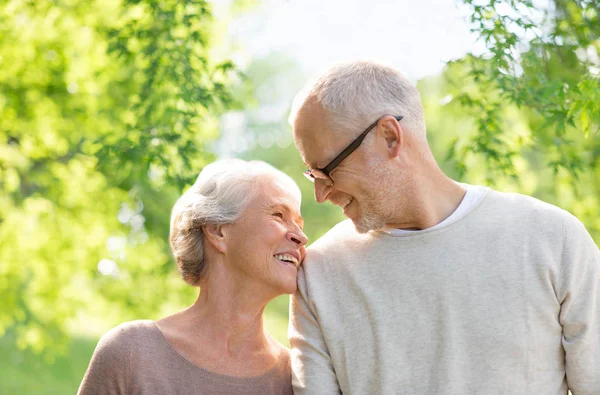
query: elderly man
288 61 600 394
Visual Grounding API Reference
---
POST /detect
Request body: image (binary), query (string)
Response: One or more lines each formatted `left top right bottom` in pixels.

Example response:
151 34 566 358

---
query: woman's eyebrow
266 203 304 227
264 202 284 211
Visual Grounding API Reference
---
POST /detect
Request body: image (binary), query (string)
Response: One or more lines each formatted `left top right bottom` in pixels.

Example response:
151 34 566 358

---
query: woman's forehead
259 173 301 200
245 177 300 215
258 185 301 210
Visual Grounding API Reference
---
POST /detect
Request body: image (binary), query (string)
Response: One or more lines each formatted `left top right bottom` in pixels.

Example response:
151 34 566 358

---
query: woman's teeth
274 253 299 267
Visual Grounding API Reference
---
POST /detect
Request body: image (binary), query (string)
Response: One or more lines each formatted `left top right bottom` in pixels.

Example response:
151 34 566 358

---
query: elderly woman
79 159 308 394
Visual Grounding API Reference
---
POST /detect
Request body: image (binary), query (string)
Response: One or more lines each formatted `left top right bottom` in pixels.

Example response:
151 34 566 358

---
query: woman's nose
287 229 308 247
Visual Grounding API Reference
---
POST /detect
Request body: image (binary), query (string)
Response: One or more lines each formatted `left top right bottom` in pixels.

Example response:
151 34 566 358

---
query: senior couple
79 61 599 395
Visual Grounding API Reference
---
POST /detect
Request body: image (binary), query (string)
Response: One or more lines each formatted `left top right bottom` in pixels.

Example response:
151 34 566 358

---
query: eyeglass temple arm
323 115 403 174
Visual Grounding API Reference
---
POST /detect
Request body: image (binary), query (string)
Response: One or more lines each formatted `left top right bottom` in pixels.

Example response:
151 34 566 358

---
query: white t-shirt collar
382 184 488 235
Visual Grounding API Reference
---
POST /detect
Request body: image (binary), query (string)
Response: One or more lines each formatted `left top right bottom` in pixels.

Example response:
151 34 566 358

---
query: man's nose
314 178 332 203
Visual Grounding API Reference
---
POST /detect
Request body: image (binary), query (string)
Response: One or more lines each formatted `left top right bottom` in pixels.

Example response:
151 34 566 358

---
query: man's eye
273 212 284 219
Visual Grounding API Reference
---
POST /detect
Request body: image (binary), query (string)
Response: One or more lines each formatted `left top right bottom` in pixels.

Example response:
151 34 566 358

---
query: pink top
78 320 293 395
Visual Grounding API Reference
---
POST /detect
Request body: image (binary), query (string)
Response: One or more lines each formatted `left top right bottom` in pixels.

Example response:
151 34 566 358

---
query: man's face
292 100 395 233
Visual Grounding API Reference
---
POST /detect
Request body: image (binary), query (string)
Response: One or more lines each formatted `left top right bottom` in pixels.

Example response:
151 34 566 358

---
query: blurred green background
0 0 598 393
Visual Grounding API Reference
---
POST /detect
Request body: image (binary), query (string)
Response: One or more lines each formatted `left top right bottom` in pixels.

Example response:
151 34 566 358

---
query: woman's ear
203 224 227 254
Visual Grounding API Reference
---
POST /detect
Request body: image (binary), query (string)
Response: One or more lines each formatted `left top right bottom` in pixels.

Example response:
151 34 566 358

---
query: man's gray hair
169 159 301 286
290 60 426 139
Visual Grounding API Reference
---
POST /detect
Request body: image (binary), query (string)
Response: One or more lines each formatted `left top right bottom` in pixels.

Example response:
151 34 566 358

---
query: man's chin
351 216 381 234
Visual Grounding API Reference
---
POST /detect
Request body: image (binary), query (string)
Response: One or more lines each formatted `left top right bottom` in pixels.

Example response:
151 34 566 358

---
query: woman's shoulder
264 345 293 394
273 344 292 376
93 320 160 360
278 345 291 362
98 320 157 346
102 320 157 339
78 321 158 394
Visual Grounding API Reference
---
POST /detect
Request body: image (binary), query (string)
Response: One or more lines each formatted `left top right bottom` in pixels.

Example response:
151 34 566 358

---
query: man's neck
385 172 466 231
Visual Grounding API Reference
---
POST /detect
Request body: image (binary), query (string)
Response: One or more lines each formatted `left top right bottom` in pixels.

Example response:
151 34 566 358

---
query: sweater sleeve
77 325 130 395
289 265 341 395
558 215 600 395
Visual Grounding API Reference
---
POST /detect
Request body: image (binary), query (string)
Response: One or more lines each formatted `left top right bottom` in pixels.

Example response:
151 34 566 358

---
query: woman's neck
162 264 281 357
155 262 285 377
188 288 273 355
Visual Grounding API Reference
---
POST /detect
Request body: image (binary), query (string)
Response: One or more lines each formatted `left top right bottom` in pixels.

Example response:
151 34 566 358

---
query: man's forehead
293 99 337 166
295 132 336 168
294 100 324 135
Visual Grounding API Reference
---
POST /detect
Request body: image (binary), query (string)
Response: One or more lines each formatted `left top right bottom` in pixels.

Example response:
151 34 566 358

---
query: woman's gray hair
169 159 301 286
290 60 426 140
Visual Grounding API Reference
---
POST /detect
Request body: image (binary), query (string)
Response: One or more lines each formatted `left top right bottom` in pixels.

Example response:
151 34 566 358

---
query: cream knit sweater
290 189 599 394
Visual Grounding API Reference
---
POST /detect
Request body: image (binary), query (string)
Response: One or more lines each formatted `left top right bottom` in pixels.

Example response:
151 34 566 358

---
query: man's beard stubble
351 166 401 234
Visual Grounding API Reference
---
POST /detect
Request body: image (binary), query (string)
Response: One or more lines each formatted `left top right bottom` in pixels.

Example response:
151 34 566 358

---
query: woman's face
224 175 308 295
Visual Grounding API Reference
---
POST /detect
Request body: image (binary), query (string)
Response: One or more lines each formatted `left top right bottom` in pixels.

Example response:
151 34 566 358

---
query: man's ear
203 224 228 254
379 116 403 159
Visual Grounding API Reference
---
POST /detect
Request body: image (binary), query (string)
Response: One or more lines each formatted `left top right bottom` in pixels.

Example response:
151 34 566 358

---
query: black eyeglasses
303 115 403 183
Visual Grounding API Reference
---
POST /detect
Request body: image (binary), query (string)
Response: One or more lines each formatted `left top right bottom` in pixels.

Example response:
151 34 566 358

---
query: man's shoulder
484 189 575 224
301 219 378 274
308 219 361 253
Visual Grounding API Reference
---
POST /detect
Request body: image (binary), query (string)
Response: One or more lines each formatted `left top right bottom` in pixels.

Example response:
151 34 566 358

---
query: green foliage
0 0 237 355
438 0 600 241
264 295 292 347
0 330 97 394
450 0 599 175
97 0 237 191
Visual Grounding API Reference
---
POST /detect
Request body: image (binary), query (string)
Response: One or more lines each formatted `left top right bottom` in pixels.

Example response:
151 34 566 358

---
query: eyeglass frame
303 115 404 183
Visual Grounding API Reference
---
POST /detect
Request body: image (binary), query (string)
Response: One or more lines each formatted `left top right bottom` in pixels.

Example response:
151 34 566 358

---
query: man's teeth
341 198 353 209
274 254 299 266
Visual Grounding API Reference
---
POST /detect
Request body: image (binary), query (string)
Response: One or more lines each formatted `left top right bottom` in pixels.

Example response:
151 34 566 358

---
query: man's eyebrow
304 160 319 170
301 153 318 168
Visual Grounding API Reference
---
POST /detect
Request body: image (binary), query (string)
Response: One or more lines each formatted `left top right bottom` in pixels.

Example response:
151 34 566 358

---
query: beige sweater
78 320 293 395
290 189 600 394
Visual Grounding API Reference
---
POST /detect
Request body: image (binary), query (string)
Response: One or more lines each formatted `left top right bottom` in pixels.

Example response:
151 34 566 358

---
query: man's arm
559 215 600 395
289 265 342 394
